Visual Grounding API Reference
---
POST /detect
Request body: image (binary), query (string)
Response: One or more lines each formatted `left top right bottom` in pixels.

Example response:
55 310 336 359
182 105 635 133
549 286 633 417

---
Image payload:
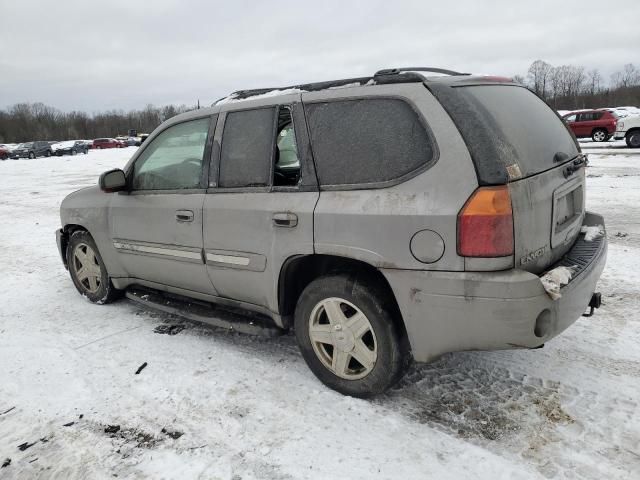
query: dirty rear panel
429 82 585 273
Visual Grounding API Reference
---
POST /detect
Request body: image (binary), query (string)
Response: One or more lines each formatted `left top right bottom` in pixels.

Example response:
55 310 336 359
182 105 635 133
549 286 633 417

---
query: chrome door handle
176 210 194 222
272 212 298 228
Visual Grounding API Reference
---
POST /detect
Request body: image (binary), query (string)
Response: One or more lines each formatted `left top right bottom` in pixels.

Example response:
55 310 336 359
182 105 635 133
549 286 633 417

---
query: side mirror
99 169 127 192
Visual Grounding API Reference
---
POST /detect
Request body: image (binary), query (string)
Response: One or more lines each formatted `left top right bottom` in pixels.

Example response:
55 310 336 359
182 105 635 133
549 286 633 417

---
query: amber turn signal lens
457 186 514 257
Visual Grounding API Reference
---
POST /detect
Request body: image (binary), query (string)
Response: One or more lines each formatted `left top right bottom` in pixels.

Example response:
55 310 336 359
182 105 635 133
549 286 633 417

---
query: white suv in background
613 113 640 148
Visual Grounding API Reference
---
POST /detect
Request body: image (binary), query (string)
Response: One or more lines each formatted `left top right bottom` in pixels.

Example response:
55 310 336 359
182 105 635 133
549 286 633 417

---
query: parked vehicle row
0 137 146 160
562 107 640 147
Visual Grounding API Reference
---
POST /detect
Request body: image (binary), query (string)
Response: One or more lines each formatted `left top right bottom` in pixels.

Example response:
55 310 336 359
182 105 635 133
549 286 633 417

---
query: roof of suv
213 67 517 105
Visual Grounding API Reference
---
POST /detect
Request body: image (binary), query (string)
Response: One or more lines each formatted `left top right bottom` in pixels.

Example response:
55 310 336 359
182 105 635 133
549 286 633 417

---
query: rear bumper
382 212 607 363
614 130 626 140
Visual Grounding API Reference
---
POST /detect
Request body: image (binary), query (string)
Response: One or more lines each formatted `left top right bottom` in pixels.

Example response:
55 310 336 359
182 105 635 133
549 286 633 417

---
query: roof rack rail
375 67 469 76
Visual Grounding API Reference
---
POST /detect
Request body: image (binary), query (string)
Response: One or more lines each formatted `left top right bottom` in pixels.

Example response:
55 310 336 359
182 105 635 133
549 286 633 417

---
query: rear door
109 116 216 294
203 96 318 315
450 85 584 273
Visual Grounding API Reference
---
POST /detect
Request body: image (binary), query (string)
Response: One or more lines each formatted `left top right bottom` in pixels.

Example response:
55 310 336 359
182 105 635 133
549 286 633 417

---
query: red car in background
0 146 9 160
562 110 617 142
92 138 123 149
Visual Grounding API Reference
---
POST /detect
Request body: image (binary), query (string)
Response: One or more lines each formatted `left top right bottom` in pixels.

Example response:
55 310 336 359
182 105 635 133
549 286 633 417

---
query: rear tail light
457 186 514 257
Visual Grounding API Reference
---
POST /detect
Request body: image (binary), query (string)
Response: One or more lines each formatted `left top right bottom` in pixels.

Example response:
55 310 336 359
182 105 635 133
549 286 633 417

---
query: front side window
305 98 435 186
131 117 210 190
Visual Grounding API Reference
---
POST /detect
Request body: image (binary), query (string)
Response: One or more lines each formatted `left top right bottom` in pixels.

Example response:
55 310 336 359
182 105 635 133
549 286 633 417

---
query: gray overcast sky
1 0 639 112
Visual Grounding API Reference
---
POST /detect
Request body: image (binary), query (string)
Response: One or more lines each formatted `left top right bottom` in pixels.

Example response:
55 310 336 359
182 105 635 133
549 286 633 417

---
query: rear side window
219 108 275 188
455 85 578 179
305 98 435 187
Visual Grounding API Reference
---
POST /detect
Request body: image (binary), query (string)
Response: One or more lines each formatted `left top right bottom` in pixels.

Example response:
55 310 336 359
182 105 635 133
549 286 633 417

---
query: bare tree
527 60 553 99
611 63 640 89
586 69 602 96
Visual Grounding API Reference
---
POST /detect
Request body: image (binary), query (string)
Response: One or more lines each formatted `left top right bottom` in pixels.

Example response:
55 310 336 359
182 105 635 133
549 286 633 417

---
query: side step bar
126 288 285 337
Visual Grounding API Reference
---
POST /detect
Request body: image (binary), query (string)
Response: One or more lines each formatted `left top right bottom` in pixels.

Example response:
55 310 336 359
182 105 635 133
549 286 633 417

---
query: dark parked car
562 110 617 142
52 140 89 156
10 141 53 159
93 138 122 149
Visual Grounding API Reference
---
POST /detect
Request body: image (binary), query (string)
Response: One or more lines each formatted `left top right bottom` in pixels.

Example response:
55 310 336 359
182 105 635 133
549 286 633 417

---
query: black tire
591 129 608 142
29 152 35 159
626 130 640 148
294 273 409 398
71 149 77 155
45 150 51 157
66 230 122 304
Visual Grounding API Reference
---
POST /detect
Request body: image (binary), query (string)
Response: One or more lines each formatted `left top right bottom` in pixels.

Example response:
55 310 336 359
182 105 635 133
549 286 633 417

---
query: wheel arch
278 254 407 337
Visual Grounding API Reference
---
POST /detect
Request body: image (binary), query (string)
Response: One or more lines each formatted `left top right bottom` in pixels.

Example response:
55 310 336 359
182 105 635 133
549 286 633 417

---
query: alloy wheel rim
308 297 377 380
72 243 102 294
594 131 606 141
631 133 640 147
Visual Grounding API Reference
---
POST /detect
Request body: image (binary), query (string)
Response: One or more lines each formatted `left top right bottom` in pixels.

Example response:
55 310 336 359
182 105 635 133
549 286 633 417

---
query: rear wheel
28 152 35 159
294 274 409 397
626 130 640 148
592 129 608 142
66 230 122 304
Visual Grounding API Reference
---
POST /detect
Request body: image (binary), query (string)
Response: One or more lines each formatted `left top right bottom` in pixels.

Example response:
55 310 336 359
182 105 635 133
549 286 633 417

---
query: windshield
18 142 33 148
455 85 579 179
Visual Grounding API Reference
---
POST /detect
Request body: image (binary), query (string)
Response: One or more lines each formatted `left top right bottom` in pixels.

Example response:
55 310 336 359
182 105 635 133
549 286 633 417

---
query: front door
203 99 318 315
109 116 217 295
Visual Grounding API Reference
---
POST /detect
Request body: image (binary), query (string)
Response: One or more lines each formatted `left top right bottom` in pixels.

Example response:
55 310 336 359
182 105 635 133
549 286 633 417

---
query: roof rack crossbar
375 67 469 77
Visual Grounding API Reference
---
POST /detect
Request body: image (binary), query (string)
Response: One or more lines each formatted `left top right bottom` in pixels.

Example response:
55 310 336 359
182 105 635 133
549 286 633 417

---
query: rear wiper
563 154 588 178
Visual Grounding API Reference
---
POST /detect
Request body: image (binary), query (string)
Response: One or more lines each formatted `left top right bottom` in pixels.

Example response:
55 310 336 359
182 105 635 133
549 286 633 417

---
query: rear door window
219 108 276 188
455 85 579 179
305 98 435 187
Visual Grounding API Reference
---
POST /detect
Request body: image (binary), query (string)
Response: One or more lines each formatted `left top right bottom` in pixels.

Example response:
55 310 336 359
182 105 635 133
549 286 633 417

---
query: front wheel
28 152 35 159
626 130 640 148
294 274 409 397
591 129 608 142
66 230 122 304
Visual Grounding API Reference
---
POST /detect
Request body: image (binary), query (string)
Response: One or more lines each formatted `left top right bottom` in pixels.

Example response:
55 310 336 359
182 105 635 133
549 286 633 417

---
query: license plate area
551 179 584 248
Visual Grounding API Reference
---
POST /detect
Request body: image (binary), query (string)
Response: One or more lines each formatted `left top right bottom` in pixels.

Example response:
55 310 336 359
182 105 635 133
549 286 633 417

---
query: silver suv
56 67 607 397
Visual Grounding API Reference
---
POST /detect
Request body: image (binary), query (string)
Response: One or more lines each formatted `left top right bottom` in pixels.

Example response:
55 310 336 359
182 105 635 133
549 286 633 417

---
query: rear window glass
305 98 435 186
456 85 578 179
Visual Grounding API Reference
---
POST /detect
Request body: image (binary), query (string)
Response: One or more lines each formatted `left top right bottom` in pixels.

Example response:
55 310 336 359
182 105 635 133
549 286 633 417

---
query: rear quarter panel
304 83 478 271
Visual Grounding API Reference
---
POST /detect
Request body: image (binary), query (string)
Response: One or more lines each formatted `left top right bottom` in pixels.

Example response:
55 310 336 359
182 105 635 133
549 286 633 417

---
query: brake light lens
457 186 514 257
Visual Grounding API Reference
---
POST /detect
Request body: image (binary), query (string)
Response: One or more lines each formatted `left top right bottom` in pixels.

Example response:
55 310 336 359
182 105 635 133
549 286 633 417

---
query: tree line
515 61 640 110
0 103 194 143
1 62 639 143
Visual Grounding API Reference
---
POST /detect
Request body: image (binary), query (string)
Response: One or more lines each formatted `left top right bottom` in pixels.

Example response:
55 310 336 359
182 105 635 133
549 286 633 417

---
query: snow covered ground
1 145 639 479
